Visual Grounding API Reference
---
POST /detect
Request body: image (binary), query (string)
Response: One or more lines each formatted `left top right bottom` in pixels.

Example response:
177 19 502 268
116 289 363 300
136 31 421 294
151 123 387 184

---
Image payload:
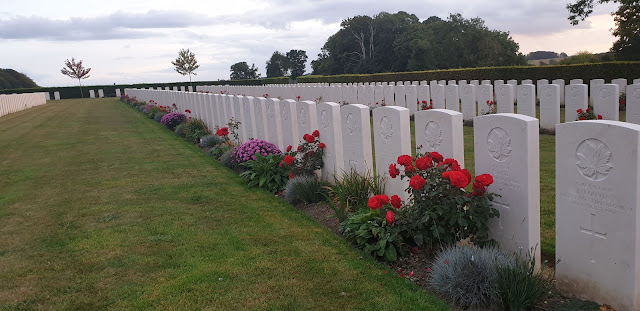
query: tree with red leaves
60 58 91 98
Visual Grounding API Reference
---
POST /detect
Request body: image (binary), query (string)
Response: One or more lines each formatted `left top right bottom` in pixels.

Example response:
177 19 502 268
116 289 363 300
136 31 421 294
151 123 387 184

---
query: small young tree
171 48 200 87
60 58 91 98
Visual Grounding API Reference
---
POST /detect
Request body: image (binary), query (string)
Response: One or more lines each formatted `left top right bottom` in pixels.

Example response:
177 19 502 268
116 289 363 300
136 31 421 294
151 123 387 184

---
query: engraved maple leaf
488 130 511 161
576 141 612 178
425 123 442 149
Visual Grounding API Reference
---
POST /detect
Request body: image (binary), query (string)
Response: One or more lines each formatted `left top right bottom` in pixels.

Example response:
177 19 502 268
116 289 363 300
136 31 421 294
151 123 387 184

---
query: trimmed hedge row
297 62 640 84
0 77 290 99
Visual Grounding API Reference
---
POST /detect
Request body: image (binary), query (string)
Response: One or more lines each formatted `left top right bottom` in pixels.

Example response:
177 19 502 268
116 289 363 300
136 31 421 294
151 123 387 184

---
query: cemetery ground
1 98 625 309
0 98 448 309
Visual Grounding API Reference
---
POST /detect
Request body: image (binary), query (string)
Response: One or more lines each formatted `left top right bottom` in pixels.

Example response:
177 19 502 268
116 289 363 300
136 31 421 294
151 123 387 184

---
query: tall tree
171 48 200 87
266 51 290 78
286 49 308 79
567 0 640 60
230 62 260 80
60 58 91 98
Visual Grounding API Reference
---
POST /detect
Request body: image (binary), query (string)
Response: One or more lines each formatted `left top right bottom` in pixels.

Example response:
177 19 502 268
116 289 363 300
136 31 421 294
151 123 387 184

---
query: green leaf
384 244 397 262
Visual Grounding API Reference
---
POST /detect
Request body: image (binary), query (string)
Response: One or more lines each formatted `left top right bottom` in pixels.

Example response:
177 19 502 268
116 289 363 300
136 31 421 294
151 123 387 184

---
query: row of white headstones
0 92 47 117
124 87 640 310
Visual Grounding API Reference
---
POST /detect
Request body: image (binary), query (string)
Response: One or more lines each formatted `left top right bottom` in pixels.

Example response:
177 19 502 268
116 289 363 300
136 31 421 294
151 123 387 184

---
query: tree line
0 69 38 90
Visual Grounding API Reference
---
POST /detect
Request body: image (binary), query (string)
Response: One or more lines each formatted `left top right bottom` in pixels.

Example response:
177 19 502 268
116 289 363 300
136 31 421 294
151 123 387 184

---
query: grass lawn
0 98 449 310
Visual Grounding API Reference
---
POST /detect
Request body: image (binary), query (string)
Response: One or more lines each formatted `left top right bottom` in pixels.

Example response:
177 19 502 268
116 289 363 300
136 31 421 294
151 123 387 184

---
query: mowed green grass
0 98 449 310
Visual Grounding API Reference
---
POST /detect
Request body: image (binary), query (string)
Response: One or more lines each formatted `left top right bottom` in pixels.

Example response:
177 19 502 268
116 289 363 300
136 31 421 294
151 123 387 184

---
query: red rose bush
281 130 325 179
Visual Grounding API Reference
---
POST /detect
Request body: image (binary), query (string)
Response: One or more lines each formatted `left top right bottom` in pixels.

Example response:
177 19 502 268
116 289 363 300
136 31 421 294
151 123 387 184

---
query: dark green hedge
0 77 290 99
297 62 640 84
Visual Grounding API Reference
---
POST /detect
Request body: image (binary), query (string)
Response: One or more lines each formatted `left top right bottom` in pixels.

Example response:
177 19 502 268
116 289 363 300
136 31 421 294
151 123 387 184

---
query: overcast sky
1 0 619 87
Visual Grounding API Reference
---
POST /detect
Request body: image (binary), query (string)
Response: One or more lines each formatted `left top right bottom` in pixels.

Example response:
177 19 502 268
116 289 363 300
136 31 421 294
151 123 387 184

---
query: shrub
200 134 225 148
283 175 329 205
175 123 186 137
232 139 282 165
391 152 499 249
281 130 325 178
161 112 187 130
328 168 385 212
495 247 552 310
154 112 166 122
429 245 514 308
340 194 405 262
209 142 234 160
239 154 289 193
220 149 236 170
182 118 210 144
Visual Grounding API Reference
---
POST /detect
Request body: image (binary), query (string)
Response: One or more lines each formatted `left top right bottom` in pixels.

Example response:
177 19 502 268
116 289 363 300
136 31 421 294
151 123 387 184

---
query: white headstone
188 85 193 92
341 104 373 175
517 84 536 118
445 84 460 112
593 84 620 121
537 79 549 99
552 79 565 106
359 85 375 107
44 92 50 100
265 98 284 150
477 84 494 115
98 89 104 98
405 85 418 115
539 84 561 131
522 79 533 85
89 90 96 98
474 113 540 267
570 79 583 85
460 84 476 120
253 97 267 141
181 86 186 92
414 109 464 167
296 101 318 141
611 78 627 94
115 89 121 97
54 92 60 100
565 84 588 122
470 80 479 86
556 120 640 311
481 80 491 85
495 84 515 113
626 84 640 125
417 85 430 110
590 79 605 106
374 85 384 107
280 99 300 150
383 85 395 106
458 80 467 86
634 78 640 85
373 107 411 200
157 87 163 91
430 84 445 109
395 85 406 108
317 102 345 181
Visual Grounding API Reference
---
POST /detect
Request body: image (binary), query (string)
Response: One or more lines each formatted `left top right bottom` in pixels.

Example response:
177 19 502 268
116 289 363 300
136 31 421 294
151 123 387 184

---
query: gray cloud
0 10 215 40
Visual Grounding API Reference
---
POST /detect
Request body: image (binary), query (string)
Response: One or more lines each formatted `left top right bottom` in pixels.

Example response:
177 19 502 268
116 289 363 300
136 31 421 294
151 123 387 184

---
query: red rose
442 171 470 188
405 165 416 174
397 155 413 167
598 115 603 119
312 130 320 137
284 155 295 165
409 175 426 190
621 99 626 105
586 107 591 112
461 169 471 185
430 152 444 163
438 158 460 171
576 109 583 114
376 194 390 206
475 174 493 187
304 134 315 144
368 194 389 210
415 156 433 170
472 182 485 195
185 109 191 113
579 116 586 120
286 145 292 152
289 172 295 179
390 195 401 209
389 164 400 178
386 211 395 225
318 143 326 149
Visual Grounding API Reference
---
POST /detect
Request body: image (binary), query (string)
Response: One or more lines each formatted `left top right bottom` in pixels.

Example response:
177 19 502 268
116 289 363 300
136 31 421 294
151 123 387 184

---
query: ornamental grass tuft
283 175 329 205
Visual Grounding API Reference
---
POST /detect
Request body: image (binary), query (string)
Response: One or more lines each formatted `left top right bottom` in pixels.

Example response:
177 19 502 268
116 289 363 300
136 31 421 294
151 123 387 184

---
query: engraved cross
580 212 607 264
492 200 510 230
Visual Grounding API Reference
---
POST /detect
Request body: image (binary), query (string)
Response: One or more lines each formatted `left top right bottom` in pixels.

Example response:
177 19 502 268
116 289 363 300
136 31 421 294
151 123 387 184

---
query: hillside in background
0 69 38 90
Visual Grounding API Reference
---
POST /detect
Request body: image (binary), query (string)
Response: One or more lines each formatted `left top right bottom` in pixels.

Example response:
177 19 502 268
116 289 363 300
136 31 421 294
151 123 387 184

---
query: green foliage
220 149 237 170
266 51 291 78
182 118 210 144
174 123 186 137
429 245 514 309
286 49 308 79
299 61 640 85
282 132 324 177
0 68 38 90
230 62 260 80
239 154 289 193
495 247 552 311
554 299 600 311
325 168 385 216
283 175 329 205
394 154 499 249
171 48 200 84
146 106 161 119
312 12 526 75
558 51 601 65
153 112 166 122
526 51 562 60
209 143 234 160
200 134 225 148
340 208 405 262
